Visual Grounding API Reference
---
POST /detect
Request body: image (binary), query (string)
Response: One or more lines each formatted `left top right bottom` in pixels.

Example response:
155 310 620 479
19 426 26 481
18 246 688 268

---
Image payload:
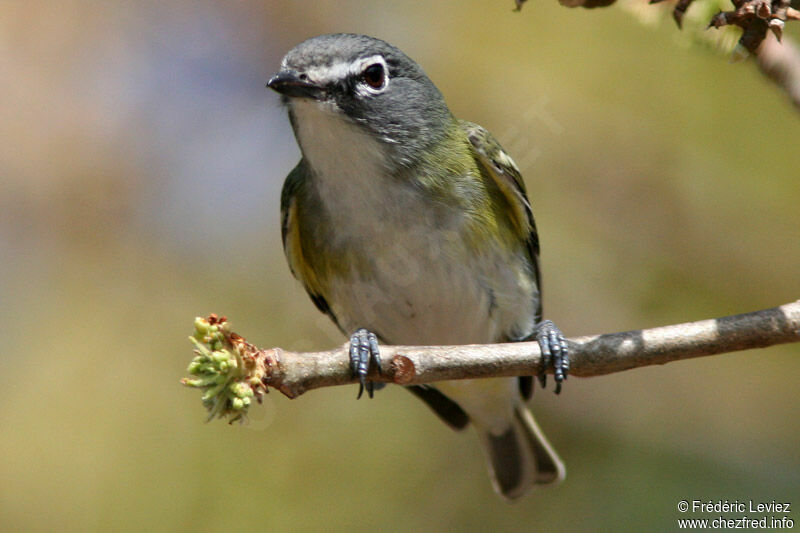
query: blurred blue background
1 1 798 531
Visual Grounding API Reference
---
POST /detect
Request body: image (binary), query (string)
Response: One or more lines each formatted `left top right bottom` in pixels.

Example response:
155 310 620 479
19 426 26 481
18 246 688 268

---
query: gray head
268 34 452 168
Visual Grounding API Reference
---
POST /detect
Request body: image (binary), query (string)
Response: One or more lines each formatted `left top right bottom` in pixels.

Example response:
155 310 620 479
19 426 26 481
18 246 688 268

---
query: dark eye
362 63 385 89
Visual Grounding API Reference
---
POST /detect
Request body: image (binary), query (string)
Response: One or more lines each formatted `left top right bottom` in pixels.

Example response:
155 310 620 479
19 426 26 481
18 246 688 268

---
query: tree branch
182 300 800 422
756 33 800 109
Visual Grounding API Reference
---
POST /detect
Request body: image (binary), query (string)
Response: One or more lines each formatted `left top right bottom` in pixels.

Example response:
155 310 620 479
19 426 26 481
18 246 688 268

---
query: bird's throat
289 98 396 216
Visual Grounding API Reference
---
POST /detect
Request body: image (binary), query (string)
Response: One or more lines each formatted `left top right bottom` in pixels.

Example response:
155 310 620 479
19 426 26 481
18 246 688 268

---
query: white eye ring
355 56 389 95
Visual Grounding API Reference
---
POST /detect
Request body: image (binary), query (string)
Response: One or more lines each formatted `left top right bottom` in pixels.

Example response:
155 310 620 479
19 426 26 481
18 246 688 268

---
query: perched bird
268 33 569 500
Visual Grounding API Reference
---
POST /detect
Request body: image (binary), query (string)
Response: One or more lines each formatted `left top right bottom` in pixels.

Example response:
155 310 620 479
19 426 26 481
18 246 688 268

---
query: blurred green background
2 1 798 531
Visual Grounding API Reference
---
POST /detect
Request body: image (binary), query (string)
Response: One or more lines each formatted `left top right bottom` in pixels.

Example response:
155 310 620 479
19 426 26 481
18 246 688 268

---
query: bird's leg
535 320 569 394
349 328 382 399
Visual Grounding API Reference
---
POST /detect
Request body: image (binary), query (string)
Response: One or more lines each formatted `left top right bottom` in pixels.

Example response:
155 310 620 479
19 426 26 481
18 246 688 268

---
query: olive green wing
461 120 545 400
460 120 542 321
280 162 341 327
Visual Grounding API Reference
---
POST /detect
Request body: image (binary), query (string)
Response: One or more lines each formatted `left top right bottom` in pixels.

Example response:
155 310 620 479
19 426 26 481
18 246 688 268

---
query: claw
535 320 569 395
349 328 381 399
537 331 551 390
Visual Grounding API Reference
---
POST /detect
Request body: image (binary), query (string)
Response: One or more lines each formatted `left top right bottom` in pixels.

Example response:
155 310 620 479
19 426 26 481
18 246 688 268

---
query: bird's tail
476 404 565 500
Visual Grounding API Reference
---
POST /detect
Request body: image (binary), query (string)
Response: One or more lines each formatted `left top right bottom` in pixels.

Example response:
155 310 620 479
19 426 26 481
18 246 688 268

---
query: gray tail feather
478 405 565 500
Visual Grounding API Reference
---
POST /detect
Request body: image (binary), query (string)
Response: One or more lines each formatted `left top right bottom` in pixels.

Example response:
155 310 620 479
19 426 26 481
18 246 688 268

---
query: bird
268 33 568 500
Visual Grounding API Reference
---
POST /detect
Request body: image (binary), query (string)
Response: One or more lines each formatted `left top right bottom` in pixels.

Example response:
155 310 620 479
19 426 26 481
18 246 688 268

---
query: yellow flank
284 197 325 299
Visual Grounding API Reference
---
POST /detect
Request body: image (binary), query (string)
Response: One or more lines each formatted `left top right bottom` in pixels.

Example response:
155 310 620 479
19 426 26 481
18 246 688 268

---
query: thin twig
755 33 800 108
182 301 800 421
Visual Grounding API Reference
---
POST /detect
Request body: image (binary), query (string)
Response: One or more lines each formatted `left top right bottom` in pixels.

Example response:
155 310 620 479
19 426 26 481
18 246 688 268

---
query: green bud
183 316 268 423
194 316 210 335
212 351 232 365
189 337 211 357
230 382 254 398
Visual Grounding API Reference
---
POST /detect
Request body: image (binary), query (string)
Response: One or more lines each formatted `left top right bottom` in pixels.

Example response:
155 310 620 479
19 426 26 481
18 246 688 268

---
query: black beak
267 70 324 99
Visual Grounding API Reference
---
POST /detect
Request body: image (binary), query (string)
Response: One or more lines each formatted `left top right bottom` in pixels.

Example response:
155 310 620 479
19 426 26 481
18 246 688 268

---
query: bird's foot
535 320 569 394
349 328 382 399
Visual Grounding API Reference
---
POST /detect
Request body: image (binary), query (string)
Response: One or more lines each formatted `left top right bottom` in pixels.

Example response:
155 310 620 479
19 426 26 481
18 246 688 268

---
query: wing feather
462 121 544 399
280 163 340 325
461 120 543 323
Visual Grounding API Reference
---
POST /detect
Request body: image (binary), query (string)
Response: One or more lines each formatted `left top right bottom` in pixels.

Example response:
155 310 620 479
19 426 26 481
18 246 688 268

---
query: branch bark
756 33 800 109
182 301 800 421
